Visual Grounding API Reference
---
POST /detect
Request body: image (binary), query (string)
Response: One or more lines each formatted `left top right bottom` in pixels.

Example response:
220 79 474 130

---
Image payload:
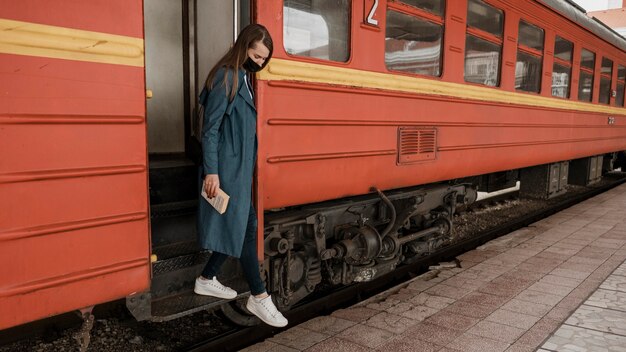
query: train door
0 1 150 330
129 0 254 322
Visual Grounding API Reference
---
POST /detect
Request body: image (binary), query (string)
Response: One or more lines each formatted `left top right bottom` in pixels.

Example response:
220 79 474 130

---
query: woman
195 24 287 328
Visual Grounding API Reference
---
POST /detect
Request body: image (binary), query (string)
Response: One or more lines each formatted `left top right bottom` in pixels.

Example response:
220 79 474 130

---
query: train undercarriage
262 183 477 309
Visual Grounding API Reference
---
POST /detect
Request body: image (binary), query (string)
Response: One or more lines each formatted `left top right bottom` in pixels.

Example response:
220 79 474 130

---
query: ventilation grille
398 127 437 164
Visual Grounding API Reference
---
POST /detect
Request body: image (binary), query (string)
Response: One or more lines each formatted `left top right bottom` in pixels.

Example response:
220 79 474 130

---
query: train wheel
220 299 260 326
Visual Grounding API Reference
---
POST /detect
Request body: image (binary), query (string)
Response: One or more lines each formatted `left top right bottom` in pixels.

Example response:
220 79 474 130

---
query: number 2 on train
365 0 379 26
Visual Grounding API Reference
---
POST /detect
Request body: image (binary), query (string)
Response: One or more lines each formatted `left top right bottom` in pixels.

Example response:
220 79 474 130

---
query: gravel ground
1 177 621 352
0 309 234 352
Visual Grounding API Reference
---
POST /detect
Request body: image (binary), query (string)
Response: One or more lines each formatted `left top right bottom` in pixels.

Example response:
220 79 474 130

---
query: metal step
149 154 198 205
145 257 249 322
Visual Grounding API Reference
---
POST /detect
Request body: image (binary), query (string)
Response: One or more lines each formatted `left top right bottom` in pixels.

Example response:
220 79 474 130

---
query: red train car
1 0 625 333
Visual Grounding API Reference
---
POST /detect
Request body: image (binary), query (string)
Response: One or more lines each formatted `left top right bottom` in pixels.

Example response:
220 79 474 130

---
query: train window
385 9 444 77
283 0 350 62
465 0 503 87
515 21 544 93
578 49 595 102
554 36 573 62
617 65 625 107
599 57 613 105
552 36 572 98
398 0 445 17
467 0 504 38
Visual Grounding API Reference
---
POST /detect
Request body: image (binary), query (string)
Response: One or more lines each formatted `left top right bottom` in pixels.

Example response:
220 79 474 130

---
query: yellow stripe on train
0 18 144 67
258 58 626 116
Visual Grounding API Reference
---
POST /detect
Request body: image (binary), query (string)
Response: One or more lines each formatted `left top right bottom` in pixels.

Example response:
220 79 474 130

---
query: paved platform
244 183 626 352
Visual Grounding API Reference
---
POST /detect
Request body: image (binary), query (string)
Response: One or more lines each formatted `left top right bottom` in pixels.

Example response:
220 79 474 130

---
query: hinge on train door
73 306 95 352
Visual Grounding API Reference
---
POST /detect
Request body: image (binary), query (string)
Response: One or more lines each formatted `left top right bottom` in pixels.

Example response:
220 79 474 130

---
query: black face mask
243 57 262 73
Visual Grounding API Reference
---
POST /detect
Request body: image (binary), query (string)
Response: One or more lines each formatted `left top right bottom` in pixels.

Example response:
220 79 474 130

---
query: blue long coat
197 67 257 258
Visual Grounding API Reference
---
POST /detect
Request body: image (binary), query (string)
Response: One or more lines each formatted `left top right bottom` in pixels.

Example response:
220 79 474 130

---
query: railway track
185 173 626 352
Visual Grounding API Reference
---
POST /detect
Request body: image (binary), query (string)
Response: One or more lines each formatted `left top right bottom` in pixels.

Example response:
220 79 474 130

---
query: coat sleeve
201 68 234 175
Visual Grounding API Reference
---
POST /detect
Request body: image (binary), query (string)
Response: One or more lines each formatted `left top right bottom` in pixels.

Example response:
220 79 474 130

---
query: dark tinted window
599 57 613 105
601 57 613 75
554 36 573 62
518 21 544 51
552 63 571 98
516 51 542 93
385 10 443 77
617 82 625 107
467 0 503 37
465 35 501 86
599 77 612 104
578 71 593 102
580 49 595 70
398 0 444 16
283 0 350 62
618 65 625 107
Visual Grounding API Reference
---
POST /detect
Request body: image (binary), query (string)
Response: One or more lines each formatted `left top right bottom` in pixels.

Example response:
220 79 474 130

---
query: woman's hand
204 174 220 198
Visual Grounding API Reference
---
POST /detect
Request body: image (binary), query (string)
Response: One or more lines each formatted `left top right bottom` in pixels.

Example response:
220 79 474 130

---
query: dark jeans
201 204 266 295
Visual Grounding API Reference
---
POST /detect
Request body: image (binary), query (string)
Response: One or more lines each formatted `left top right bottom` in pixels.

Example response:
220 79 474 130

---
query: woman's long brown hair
205 24 273 101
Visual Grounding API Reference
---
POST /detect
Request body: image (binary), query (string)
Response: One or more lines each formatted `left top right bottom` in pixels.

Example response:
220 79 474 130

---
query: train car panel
0 1 149 330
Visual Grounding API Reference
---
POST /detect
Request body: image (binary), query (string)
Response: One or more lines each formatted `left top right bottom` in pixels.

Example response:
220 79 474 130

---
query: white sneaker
246 295 288 328
194 276 237 299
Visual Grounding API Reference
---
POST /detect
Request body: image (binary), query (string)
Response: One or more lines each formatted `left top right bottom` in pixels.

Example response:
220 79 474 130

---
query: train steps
127 155 246 322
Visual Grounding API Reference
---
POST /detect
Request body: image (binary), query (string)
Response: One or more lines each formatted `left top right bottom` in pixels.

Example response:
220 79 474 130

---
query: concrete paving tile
526 281 574 297
366 300 398 312
568 256 607 266
497 269 545 284
590 239 626 249
522 256 562 270
459 292 510 308
441 275 484 290
304 337 374 352
298 316 357 335
457 250 500 263
485 309 541 330
409 292 455 310
541 324 626 352
614 264 626 277
503 342 538 352
514 262 554 274
401 321 462 346
331 307 380 323
484 254 529 267
444 301 497 319
550 268 590 280
565 305 626 336
514 317 561 347
364 312 419 335
500 298 552 318
478 282 524 299
515 289 563 306
585 288 626 312
399 305 439 322
545 306 575 321
534 251 571 262
405 279 437 292
567 280 602 299
600 275 626 293
268 327 329 350
505 248 542 258
337 323 395 349
385 302 415 316
445 332 510 352
539 274 584 288
375 336 441 352
425 284 472 300
558 261 599 273
426 311 481 331
466 321 525 343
